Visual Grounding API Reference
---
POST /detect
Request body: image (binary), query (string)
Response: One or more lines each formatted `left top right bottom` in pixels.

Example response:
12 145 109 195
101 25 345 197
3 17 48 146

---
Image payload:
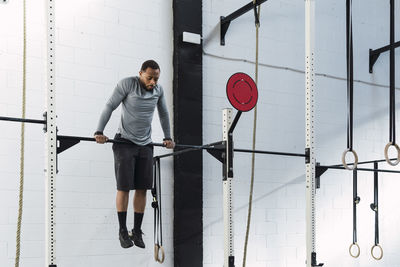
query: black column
173 1 203 267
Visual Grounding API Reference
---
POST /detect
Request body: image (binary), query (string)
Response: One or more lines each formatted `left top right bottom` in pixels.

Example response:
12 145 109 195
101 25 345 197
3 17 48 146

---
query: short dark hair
141 60 160 71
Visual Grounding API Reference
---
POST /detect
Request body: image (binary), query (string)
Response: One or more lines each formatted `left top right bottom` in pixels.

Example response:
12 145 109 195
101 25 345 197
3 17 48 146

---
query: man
94 60 175 249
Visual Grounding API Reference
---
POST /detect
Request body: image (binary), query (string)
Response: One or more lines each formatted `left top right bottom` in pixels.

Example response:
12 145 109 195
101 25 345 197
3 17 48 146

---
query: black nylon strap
373 161 379 245
157 158 163 246
152 158 163 248
346 0 354 150
352 169 359 244
389 0 396 144
153 160 157 247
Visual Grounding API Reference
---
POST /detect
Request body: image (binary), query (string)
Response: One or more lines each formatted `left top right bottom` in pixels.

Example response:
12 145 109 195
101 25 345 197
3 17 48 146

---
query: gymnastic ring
349 242 360 258
154 244 165 263
384 142 400 166
371 244 383 260
342 149 358 170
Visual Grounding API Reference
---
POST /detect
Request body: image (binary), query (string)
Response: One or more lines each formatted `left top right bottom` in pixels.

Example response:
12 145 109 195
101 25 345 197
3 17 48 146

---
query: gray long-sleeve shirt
96 76 171 145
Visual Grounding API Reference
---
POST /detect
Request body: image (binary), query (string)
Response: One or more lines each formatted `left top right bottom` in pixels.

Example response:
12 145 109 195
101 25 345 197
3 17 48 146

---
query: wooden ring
371 244 383 260
342 149 358 170
154 244 165 263
384 142 400 166
349 242 360 258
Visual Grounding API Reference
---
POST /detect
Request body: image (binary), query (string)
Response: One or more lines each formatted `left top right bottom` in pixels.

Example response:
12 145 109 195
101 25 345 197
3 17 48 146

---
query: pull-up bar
58 135 307 158
0 115 307 158
220 0 268 45
0 115 46 125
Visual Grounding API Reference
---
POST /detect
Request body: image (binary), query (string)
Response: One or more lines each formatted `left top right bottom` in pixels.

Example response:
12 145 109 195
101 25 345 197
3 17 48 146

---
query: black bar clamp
311 252 324 266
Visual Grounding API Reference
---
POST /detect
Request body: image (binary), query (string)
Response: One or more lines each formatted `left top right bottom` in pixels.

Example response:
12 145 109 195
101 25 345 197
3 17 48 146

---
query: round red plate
226 72 258 112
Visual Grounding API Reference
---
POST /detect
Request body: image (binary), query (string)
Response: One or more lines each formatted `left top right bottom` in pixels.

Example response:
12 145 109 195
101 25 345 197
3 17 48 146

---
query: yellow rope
15 0 26 266
243 2 260 267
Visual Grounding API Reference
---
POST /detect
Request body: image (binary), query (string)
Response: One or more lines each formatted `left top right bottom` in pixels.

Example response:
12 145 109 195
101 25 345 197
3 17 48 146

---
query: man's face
139 68 160 90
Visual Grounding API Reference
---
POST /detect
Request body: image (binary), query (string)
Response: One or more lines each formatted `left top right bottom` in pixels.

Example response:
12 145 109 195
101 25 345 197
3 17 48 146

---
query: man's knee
135 189 147 197
117 190 130 196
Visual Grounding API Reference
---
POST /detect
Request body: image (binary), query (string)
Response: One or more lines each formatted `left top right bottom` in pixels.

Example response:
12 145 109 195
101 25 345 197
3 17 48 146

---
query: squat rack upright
219 0 319 266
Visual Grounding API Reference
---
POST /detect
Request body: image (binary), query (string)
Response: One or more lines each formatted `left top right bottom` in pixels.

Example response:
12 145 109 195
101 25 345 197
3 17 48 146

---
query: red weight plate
226 72 258 112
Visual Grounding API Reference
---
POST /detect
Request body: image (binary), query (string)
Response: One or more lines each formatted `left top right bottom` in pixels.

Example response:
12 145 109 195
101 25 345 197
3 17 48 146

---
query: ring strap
352 169 359 245
373 162 379 246
346 0 354 151
370 162 383 260
389 0 396 144
152 158 164 263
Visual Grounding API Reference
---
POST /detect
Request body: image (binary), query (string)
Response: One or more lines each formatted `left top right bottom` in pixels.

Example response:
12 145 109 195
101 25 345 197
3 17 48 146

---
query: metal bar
58 135 129 144
154 141 224 159
318 165 400 174
368 0 400 74
228 111 242 134
233 148 306 157
330 157 397 167
221 0 267 23
58 134 306 158
220 0 268 45
370 41 400 57
154 147 198 159
0 116 46 124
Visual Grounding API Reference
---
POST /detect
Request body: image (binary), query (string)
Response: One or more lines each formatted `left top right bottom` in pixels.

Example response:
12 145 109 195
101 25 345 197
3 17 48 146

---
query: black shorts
112 134 154 191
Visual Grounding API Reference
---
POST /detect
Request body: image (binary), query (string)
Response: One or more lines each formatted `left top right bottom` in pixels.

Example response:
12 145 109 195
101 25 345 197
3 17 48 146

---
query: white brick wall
204 0 400 266
0 0 173 266
2 0 400 266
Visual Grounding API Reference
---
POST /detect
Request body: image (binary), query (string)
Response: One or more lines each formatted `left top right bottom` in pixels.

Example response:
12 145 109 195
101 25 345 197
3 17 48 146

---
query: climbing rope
243 1 260 266
15 0 27 266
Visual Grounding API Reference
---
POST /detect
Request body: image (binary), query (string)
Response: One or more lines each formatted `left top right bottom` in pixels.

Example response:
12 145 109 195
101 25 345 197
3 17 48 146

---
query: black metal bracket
220 0 267 45
369 0 399 73
315 163 328 189
369 41 400 73
305 148 310 164
57 135 81 154
311 252 324 267
228 256 235 267
206 141 226 163
220 16 231 46
206 141 227 180
316 163 328 178
42 112 48 133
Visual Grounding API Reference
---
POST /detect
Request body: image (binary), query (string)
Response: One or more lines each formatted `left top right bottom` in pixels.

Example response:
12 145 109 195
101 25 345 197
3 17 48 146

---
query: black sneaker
119 229 133 248
130 229 145 248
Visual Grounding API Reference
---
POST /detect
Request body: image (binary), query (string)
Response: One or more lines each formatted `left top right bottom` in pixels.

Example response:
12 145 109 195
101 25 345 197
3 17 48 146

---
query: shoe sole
120 242 133 248
134 243 145 249
129 234 145 248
